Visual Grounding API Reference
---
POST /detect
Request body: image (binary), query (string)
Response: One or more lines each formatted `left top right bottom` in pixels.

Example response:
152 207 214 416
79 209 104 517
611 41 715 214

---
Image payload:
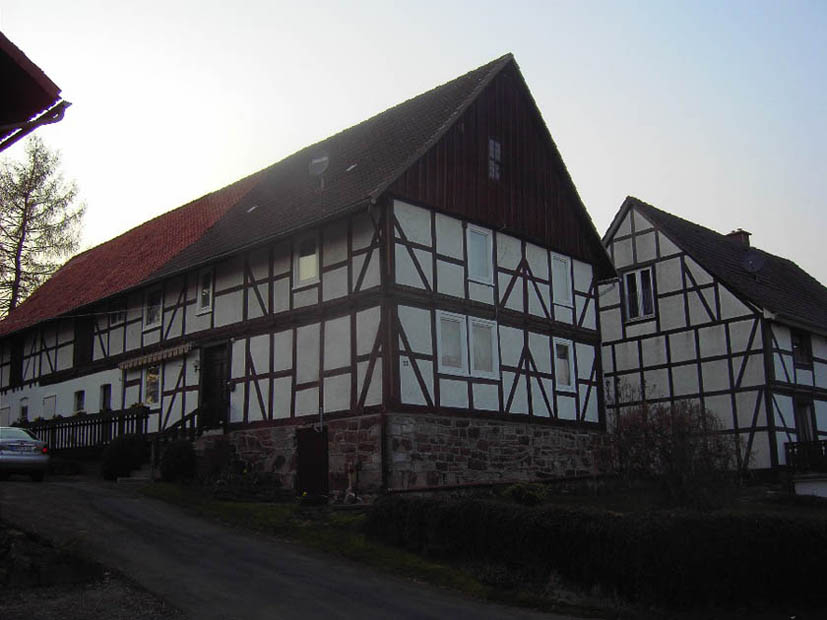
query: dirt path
0 476 576 620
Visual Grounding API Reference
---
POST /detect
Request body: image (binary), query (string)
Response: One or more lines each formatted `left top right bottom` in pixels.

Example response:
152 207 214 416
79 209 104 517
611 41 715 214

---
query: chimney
726 228 751 247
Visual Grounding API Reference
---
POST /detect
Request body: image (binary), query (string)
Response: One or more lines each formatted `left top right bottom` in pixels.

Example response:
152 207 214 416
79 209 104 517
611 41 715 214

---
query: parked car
0 427 50 481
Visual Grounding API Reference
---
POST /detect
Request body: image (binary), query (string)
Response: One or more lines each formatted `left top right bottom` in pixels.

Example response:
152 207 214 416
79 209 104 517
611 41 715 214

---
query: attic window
294 235 319 287
488 137 501 181
792 330 812 368
144 288 162 328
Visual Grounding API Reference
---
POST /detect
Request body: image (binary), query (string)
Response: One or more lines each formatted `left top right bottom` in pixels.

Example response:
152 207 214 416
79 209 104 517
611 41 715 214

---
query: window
294 235 319 287
100 384 112 412
437 311 468 375
553 338 575 392
144 365 160 406
9 336 24 388
73 316 94 367
795 398 814 442
74 390 85 413
110 299 126 326
792 330 812 368
551 254 572 307
488 137 501 181
144 288 162 328
466 225 493 284
43 395 56 418
19 397 29 421
198 269 213 313
469 318 498 378
624 268 655 320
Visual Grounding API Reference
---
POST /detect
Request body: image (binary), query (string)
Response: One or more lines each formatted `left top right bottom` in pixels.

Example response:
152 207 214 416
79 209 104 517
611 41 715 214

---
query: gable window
437 311 468 376
791 330 812 368
624 267 655 320
488 137 502 181
466 225 493 285
144 365 160 406
144 288 162 328
551 254 572 307
74 390 85 413
469 317 498 378
294 235 319 287
198 269 214 314
100 384 112 412
553 338 575 392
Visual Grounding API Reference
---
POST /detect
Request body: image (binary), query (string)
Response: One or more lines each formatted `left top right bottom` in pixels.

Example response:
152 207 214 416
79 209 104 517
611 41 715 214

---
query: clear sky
2 1 825 283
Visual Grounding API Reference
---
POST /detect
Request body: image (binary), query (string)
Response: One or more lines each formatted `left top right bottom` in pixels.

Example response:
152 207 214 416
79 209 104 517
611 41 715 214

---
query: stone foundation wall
386 413 606 490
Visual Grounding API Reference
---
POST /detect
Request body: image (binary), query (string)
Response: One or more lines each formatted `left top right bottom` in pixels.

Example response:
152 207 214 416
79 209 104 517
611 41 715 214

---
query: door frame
199 340 232 429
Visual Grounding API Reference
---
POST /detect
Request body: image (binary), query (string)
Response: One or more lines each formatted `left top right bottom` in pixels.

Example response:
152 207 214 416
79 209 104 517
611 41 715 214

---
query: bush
366 496 827 609
500 482 547 506
160 440 196 482
101 434 147 480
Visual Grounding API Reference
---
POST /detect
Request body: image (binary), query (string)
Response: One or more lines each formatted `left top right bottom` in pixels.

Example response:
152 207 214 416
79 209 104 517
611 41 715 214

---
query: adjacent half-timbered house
600 196 827 470
0 54 614 493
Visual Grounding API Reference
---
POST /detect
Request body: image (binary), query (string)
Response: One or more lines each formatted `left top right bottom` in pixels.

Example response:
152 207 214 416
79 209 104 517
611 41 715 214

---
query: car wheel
31 472 45 482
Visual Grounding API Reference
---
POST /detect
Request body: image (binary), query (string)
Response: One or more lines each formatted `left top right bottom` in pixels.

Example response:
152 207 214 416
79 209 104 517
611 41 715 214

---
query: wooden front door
200 344 229 429
296 427 329 495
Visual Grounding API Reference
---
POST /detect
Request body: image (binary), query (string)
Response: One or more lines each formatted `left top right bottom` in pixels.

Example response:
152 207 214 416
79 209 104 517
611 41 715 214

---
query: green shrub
101 434 147 480
366 496 827 609
500 482 546 506
160 440 196 482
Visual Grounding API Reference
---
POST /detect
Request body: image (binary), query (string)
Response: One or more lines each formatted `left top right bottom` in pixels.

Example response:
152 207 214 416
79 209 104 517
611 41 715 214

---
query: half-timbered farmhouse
600 196 827 470
0 54 614 494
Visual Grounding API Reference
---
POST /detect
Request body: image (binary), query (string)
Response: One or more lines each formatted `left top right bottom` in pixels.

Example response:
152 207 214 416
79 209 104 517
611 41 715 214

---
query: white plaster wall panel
658 295 686 331
248 334 269 375
506 373 528 414
672 363 699 397
624 321 656 339
773 394 795 430
813 335 827 360
357 360 382 406
602 346 614 374
657 233 681 258
143 329 160 348
698 324 727 358
324 315 350 370
718 286 752 320
246 286 267 320
214 290 243 328
599 308 622 343
162 359 182 390
435 213 463 259
634 231 657 263
322 266 348 302
296 324 320 384
295 387 319 416
796 368 814 387
395 244 425 289
323 373 350 412
655 258 683 295
527 284 545 318
702 359 730 392
244 247 268 282
272 376 292 419
468 282 495 305
614 340 640 372
231 339 246 379
557 394 576 420
397 305 430 352
272 278 290 314
272 242 291 276
351 212 375 251
554 304 574 325
400 359 429 405
735 391 760 430
56 342 73 371
436 260 464 298
440 378 468 409
164 307 184 341
575 343 595 380
580 297 596 331
615 212 632 237
668 331 696 363
572 259 592 293
248 376 270 420
728 320 757 353
496 232 521 270
531 379 551 417
598 281 620 307
215 255 244 291
185 303 211 335
528 332 551 374
631 209 654 232
394 201 432 247
499 272 523 312
748 431 772 469
3 367 123 419
473 382 500 411
229 388 244 423
612 238 633 269
640 335 667 368
815 400 827 432
704 394 733 429
643 368 669 399
772 324 791 350
499 326 523 368
185 351 199 388
773 352 791 383
361 250 381 290
93 322 106 361
684 257 713 286
273 330 293 373
526 243 549 280
582 389 598 422
323 221 348 266
293 287 319 309
688 293 711 327
814 362 827 390
356 307 381 356
732 354 765 388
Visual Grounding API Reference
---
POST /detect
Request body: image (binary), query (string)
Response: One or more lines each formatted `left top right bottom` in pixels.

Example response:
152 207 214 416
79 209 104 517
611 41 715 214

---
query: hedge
365 496 827 608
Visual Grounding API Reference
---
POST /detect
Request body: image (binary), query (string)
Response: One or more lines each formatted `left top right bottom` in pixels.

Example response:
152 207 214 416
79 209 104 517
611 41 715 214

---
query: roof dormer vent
726 228 751 247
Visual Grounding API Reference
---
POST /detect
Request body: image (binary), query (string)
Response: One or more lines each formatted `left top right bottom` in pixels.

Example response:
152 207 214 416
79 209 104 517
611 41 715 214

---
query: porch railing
785 440 827 473
23 407 150 452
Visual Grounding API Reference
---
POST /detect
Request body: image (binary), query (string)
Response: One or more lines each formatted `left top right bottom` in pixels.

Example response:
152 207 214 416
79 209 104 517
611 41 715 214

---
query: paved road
0 477 576 619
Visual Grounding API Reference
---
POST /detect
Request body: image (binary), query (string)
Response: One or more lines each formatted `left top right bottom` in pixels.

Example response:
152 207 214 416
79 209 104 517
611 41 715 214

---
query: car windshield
0 427 37 441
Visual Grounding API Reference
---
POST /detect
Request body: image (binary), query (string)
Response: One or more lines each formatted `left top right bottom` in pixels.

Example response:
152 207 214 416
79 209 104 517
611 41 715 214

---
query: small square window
437 311 468 376
792 330 812 368
551 254 572 307
74 390 85 413
624 268 655 321
488 137 502 181
469 317 498 379
144 289 162 328
198 270 213 314
553 338 575 392
466 225 493 285
144 365 160 406
294 235 319 287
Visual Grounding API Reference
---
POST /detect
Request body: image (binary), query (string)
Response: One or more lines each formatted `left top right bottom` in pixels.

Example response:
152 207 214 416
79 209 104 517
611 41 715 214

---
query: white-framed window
437 311 468 376
469 317 499 379
20 397 29 421
73 390 85 413
624 267 655 321
144 288 163 328
466 224 493 285
144 364 160 407
553 338 575 392
488 137 502 181
551 253 572 307
110 299 126 326
197 269 214 314
293 234 319 288
42 395 56 418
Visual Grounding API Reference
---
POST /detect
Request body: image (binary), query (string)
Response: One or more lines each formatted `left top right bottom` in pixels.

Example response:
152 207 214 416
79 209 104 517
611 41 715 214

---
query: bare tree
0 136 85 316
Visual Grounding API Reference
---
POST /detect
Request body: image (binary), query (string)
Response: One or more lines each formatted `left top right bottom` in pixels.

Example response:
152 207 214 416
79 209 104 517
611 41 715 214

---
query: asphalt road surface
0 477 576 619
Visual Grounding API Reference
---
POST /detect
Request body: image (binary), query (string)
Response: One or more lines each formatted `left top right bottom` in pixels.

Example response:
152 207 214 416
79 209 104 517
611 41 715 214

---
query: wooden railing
785 440 827 473
151 407 202 467
23 407 150 452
